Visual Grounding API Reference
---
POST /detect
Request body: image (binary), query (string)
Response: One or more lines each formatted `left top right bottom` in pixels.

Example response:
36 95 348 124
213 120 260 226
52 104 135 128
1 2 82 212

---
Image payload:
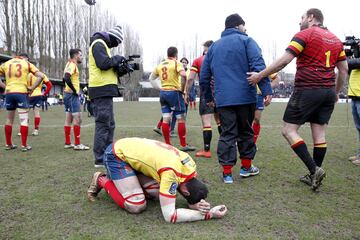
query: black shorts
283 88 336 125
199 97 214 115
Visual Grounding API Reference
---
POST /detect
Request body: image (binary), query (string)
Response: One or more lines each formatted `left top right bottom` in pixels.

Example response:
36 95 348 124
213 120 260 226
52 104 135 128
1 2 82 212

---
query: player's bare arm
185 71 197 103
335 60 349 101
29 71 45 92
159 195 227 223
179 69 187 93
247 51 294 85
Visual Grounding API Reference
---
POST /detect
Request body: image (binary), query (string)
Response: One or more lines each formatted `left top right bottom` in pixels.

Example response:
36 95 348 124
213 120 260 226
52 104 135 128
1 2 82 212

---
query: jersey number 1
325 51 331 68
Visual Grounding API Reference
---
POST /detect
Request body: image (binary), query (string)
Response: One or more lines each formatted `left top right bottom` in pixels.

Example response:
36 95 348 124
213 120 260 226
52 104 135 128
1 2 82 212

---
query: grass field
0 102 359 239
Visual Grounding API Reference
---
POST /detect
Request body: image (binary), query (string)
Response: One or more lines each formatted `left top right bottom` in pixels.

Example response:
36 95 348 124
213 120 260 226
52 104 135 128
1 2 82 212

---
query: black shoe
311 167 326 191
94 160 104 168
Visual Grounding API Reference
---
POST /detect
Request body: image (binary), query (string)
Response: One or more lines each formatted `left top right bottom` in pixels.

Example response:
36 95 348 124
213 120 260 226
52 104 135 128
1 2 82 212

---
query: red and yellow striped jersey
63 60 80 93
0 57 39 94
153 58 184 91
286 26 346 89
112 138 196 198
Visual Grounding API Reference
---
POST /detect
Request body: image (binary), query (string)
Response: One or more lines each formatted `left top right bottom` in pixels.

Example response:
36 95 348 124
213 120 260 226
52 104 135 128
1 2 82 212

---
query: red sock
252 122 261 144
4 124 13 145
73 125 81 145
241 158 252 169
157 118 163 129
98 175 126 209
223 165 233 175
193 102 196 109
34 116 41 130
20 125 29 146
190 102 193 110
64 126 71 145
177 122 186 147
161 122 170 144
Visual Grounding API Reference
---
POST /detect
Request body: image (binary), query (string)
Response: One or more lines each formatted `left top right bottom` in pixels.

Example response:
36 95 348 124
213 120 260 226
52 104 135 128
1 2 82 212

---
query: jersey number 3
8 64 23 78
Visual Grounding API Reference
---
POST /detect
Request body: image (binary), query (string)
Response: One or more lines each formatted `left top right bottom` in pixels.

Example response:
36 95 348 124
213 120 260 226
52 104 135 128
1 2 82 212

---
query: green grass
0 102 359 239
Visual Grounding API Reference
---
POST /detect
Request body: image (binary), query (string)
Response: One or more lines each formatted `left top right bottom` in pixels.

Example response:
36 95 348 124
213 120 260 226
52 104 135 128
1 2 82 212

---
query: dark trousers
217 104 256 166
93 97 115 162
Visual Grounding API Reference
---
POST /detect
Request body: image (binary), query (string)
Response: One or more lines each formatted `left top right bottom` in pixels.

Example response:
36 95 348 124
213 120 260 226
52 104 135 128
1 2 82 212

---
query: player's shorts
103 144 137 181
283 88 336 125
64 93 81 113
5 93 29 110
29 96 43 108
256 94 264 110
160 90 186 116
199 96 214 115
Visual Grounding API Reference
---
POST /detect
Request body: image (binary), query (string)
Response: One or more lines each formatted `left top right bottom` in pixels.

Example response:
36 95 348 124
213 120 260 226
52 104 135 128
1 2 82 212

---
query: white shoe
32 129 39 136
64 143 75 149
74 144 90 150
17 132 21 136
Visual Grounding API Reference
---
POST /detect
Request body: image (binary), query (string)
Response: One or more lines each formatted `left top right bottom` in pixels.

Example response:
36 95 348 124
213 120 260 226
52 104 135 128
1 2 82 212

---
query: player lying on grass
87 137 227 223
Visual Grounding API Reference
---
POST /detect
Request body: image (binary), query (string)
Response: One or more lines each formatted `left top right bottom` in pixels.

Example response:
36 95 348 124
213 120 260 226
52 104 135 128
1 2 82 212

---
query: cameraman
88 25 125 168
348 42 360 166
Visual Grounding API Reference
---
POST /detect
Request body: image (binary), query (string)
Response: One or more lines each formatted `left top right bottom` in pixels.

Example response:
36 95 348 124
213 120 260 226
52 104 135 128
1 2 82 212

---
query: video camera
343 36 360 70
343 36 360 58
115 55 141 78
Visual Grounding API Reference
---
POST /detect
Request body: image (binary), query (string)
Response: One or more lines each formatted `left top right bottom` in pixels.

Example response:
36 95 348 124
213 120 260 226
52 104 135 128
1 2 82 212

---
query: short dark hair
167 47 178 58
69 48 82 58
306 8 324 25
18 53 29 59
203 40 214 48
180 57 189 64
182 178 208 204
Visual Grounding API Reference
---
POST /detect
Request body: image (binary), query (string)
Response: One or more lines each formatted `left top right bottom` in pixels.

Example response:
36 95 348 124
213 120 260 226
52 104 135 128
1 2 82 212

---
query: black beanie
225 13 245 29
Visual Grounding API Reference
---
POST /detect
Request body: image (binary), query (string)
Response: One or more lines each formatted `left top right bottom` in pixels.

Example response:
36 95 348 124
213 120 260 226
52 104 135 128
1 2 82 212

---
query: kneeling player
87 137 227 223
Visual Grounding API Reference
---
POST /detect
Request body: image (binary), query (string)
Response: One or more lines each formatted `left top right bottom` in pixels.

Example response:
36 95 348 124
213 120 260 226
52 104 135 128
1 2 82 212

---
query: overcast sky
99 0 360 72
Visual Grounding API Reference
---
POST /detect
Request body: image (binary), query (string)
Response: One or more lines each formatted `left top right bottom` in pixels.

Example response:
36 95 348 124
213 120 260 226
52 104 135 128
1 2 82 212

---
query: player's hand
209 205 227 219
184 93 190 105
264 95 272 106
27 86 34 93
189 199 211 214
247 72 261 86
72 92 79 97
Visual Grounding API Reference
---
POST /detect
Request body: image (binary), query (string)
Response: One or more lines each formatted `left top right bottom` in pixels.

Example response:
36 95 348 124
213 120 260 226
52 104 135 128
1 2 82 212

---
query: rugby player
63 49 90 151
87 137 227 223
0 53 45 151
149 47 195 151
27 72 52 136
247 8 348 190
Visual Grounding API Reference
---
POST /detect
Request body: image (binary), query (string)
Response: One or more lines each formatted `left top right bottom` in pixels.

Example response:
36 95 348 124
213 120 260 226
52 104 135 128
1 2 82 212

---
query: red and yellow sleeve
0 64 5 75
159 171 178 198
29 62 39 75
337 50 347 62
286 32 307 56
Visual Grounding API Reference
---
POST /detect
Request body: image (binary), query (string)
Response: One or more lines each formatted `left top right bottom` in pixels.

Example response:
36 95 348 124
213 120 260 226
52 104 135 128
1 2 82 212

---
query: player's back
0 57 37 93
112 138 196 182
155 58 182 91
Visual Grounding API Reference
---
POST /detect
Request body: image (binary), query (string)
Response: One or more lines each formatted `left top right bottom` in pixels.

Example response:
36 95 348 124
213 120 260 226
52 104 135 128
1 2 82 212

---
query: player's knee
126 200 147 214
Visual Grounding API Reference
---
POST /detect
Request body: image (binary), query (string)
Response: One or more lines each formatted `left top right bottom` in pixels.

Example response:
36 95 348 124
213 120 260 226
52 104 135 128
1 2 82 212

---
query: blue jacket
199 28 272 107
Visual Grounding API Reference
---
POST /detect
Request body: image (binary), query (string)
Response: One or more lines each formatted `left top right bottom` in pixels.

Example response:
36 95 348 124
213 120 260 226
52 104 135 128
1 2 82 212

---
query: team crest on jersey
168 182 177 195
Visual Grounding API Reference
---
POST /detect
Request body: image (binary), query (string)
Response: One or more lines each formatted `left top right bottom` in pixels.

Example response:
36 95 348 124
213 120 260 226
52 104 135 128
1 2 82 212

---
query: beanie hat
225 14 245 29
108 25 123 43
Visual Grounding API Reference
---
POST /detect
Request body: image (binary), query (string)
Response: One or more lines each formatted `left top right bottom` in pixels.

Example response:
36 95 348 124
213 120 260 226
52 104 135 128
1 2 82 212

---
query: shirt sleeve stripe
289 41 304 52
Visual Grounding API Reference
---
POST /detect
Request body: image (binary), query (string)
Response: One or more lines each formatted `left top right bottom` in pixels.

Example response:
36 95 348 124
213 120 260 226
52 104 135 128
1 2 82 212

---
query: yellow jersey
348 69 360 97
28 73 50 97
153 58 184 91
63 60 80 94
0 57 39 94
112 138 197 198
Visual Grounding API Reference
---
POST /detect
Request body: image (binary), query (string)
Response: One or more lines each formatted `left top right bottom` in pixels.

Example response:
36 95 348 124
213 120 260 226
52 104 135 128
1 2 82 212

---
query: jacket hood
90 32 111 46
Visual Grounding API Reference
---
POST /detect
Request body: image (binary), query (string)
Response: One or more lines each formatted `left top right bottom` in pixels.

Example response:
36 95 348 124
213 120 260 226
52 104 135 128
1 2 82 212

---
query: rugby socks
193 102 196 110
223 165 233 175
313 142 327 167
252 122 261 144
291 139 316 174
156 118 163 129
203 126 212 151
4 124 13 145
178 122 186 147
241 158 252 169
20 125 28 146
161 122 170 144
98 175 125 209
64 126 71 145
34 116 41 130
73 125 81 145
